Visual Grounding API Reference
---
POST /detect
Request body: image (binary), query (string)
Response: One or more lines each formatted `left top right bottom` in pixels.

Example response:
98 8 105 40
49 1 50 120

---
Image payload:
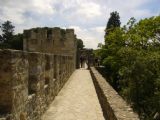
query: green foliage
77 39 84 49
99 15 160 119
1 21 15 43
105 11 121 36
107 11 121 29
94 48 107 60
97 43 103 48
0 21 23 50
11 33 23 50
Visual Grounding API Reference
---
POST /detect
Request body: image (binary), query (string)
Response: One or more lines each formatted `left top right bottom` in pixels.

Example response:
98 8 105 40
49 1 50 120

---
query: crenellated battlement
0 49 75 120
0 27 77 120
23 27 76 55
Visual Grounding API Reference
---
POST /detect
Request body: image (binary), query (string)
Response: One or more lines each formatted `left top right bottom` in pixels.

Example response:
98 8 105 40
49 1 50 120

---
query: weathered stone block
28 52 45 94
44 54 54 105
0 49 28 120
90 67 140 120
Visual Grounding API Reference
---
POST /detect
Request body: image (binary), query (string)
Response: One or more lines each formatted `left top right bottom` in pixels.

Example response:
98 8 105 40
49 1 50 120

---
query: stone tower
23 27 77 68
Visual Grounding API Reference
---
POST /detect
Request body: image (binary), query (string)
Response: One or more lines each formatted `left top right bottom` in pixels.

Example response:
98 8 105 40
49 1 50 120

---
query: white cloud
69 26 104 49
76 2 102 19
90 27 105 35
31 0 56 15
0 0 56 24
100 0 156 24
15 18 41 33
1 7 25 24
0 0 159 48
57 0 103 23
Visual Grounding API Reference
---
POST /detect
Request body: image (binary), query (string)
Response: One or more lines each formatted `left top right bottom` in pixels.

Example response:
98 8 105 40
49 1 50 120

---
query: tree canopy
105 11 121 37
77 39 84 49
97 14 160 120
0 20 23 50
1 21 15 43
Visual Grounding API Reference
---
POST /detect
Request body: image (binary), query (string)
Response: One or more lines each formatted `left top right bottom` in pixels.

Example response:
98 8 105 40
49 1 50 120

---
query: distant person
98 58 100 66
87 56 90 69
80 56 84 68
95 58 98 66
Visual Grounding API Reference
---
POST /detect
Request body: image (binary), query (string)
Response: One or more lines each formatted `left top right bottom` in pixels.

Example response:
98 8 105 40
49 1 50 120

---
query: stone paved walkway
42 68 105 120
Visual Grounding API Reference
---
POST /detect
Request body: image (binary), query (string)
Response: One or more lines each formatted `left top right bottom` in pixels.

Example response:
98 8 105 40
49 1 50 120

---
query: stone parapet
23 27 76 55
90 67 139 120
23 27 77 70
0 49 28 120
0 49 75 120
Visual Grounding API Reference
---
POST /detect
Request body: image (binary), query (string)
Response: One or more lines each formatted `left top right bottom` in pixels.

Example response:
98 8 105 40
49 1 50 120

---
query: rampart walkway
42 68 105 120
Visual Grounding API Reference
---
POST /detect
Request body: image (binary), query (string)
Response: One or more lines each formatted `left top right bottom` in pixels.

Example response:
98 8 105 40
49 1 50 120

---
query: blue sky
0 0 159 49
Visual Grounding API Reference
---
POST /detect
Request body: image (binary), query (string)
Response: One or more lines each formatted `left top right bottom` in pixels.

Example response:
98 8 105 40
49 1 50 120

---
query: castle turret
23 27 77 56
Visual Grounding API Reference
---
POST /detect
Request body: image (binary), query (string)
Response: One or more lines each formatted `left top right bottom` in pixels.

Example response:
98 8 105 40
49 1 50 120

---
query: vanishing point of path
42 68 105 120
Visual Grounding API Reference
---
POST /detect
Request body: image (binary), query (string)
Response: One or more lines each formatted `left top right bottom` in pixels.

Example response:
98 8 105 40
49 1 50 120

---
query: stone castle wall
0 27 77 120
23 27 77 69
23 27 76 55
90 67 140 120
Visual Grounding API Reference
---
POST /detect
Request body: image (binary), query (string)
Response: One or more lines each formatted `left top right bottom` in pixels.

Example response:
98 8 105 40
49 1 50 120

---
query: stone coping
90 67 139 120
0 49 73 57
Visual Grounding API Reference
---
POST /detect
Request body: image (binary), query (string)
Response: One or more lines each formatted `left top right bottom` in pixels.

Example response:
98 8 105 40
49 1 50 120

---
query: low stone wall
90 67 139 120
0 49 75 120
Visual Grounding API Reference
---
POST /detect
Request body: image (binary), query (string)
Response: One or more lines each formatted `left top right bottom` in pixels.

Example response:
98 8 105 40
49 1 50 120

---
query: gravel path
42 69 104 120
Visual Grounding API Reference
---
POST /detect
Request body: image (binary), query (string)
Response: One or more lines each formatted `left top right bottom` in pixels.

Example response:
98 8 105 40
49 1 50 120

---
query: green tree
97 43 103 48
11 33 23 50
77 39 84 49
0 20 23 50
1 21 15 43
0 35 2 42
105 11 121 37
103 28 125 90
98 15 160 119
0 25 3 42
